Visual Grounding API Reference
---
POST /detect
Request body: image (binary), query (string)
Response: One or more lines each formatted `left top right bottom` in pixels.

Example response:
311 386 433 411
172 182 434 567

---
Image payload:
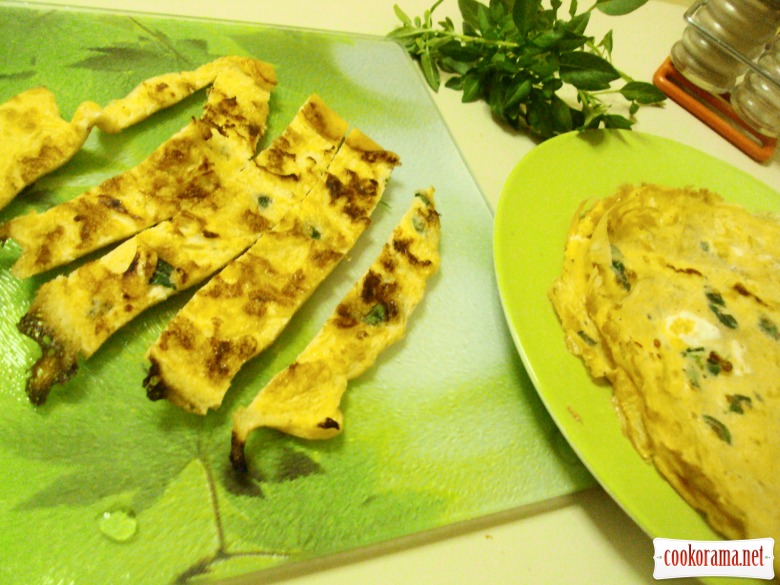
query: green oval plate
494 129 778 584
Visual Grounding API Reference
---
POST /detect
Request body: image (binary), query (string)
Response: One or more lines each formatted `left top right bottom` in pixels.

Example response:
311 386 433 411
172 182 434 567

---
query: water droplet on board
98 509 137 542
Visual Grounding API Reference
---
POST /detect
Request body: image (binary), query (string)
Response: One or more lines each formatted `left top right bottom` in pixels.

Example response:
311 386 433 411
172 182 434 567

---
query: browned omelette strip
0 56 276 278
0 57 257 213
143 127 400 414
230 189 440 472
17 95 346 406
93 56 245 134
0 87 100 211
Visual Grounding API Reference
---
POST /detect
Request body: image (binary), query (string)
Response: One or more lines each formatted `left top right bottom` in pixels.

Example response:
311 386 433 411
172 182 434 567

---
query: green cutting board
0 2 593 583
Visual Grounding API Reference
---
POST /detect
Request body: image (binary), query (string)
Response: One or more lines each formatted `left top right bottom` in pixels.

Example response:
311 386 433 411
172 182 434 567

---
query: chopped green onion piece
702 415 731 444
610 245 630 291
709 304 738 329
415 191 431 207
577 330 597 346
683 346 706 354
727 394 752 414
149 258 176 289
705 290 725 306
685 364 701 389
362 303 387 325
759 316 779 340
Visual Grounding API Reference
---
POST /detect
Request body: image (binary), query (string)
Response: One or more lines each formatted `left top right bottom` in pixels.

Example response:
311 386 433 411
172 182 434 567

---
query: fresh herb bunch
389 0 666 139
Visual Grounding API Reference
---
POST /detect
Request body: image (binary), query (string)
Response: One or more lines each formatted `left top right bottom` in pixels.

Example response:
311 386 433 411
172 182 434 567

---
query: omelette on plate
549 184 780 570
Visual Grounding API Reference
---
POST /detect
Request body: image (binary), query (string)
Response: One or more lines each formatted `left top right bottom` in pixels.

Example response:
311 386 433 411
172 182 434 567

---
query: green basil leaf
595 0 650 16
565 12 590 35
477 3 493 34
512 0 538 36
506 78 533 105
542 76 563 96
558 31 590 52
393 4 412 26
489 0 508 22
598 29 614 52
462 21 478 36
488 82 507 120
620 80 667 104
458 0 482 30
440 56 474 74
531 28 565 49
438 16 456 32
420 50 441 91
445 74 467 90
551 94 573 133
529 57 559 78
559 51 620 90
462 72 483 101
603 113 634 129
526 90 554 138
438 39 482 61
422 7 433 27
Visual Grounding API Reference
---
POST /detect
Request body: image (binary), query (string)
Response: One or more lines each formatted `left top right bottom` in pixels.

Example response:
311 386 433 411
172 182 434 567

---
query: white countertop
35 1 779 583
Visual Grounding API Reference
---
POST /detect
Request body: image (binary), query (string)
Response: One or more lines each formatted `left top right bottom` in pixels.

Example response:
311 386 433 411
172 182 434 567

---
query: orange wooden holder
653 57 776 163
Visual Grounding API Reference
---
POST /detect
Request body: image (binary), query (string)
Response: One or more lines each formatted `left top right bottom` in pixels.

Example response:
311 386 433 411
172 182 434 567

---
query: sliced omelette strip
230 189 441 472
143 128 400 414
0 57 264 213
0 57 276 278
0 87 100 211
93 56 252 134
17 95 348 406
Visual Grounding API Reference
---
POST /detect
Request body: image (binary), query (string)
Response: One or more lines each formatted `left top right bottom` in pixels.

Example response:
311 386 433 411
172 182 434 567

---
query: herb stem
400 26 521 49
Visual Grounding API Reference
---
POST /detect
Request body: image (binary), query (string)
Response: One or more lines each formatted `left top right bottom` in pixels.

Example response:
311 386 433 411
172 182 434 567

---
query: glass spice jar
730 36 780 136
670 0 780 95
